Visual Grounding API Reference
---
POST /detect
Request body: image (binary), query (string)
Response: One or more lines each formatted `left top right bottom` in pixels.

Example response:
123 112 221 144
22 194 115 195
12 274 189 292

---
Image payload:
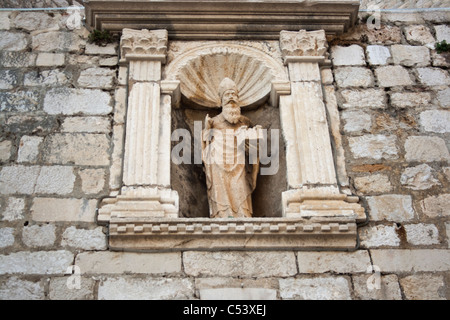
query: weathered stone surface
279 276 351 300
183 251 297 277
359 224 400 248
367 195 415 222
0 227 15 248
0 90 41 112
341 110 371 132
391 45 430 67
61 117 111 133
297 251 371 274
375 66 414 87
77 67 116 89
99 56 119 66
436 88 450 107
419 110 450 133
36 52 65 67
76 252 181 274
13 12 59 31
24 69 69 87
366 45 391 65
0 52 36 67
0 277 45 300
0 12 11 30
434 25 450 43
404 136 450 162
400 274 446 300
348 135 398 160
416 67 450 87
85 42 117 55
41 133 110 166
31 31 82 52
420 194 450 218
49 277 95 300
370 249 450 272
404 223 439 245
0 31 28 51
353 274 402 300
400 164 440 190
404 25 436 48
0 69 19 89
35 166 76 195
354 174 392 194
0 165 40 195
61 226 107 250
331 45 366 66
79 168 106 194
334 67 374 88
199 287 277 300
0 250 74 275
17 136 43 163
22 224 56 247
98 277 194 300
446 222 450 248
390 92 431 108
43 88 112 115
0 140 12 162
1 197 25 221
339 88 386 109
31 198 97 222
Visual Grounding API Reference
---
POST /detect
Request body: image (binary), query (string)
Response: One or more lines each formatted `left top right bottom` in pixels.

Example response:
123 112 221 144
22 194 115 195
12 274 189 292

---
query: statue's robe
202 114 259 218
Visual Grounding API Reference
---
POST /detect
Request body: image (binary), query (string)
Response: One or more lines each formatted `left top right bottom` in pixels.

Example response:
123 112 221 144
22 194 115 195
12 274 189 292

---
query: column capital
120 28 168 63
280 30 329 65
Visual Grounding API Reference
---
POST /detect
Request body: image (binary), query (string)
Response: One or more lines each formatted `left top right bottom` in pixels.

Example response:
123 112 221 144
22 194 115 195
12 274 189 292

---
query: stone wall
0 8 449 300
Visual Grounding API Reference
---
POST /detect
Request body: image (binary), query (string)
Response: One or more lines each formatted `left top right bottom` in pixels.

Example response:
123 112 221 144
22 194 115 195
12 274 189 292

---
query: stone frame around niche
97 28 367 252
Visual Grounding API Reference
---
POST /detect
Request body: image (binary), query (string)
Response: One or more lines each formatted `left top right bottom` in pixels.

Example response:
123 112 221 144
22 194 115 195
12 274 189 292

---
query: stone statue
202 78 261 218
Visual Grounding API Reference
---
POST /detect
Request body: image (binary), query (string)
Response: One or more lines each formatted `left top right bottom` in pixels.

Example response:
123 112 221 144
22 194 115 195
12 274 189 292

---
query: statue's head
219 77 241 124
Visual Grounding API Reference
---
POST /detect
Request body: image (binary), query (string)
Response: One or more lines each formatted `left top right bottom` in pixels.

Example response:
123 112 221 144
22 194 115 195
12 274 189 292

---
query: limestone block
98 277 194 300
0 140 12 162
404 136 450 162
0 31 28 51
0 165 40 195
35 166 76 195
61 226 107 250
44 88 112 115
75 252 181 274
24 70 69 87
199 288 277 300
31 31 82 52
370 249 450 272
320 68 334 85
446 222 450 248
79 168 106 194
99 56 119 66
41 133 110 166
352 274 402 300
404 224 439 245
331 45 366 66
85 43 117 55
400 274 446 300
0 250 74 275
0 52 36 68
436 88 450 108
354 174 392 194
434 25 450 43
390 92 431 108
348 135 398 160
339 88 386 109
391 45 430 67
0 70 19 89
183 251 297 277
109 124 124 190
49 277 95 300
341 110 371 133
404 25 436 48
77 67 116 89
0 90 41 112
31 198 97 222
36 52 65 67
375 66 414 87
0 12 11 30
416 67 450 87
359 224 400 248
1 197 25 221
400 164 440 190
61 117 111 133
334 67 374 88
420 194 450 218
22 224 56 247
367 195 415 222
113 87 127 124
0 277 45 300
366 45 391 65
13 12 59 31
279 277 351 300
0 227 15 248
419 110 450 133
17 136 43 163
297 251 371 274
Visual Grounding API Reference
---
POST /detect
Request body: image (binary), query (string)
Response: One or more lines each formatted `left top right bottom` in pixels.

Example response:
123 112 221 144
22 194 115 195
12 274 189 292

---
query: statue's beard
222 101 241 124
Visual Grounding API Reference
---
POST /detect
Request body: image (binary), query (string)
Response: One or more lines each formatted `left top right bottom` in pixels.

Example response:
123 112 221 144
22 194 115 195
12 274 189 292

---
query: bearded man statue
202 77 261 218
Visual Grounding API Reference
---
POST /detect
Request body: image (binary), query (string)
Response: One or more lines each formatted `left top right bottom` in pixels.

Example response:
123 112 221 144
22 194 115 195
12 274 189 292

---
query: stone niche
88 0 366 251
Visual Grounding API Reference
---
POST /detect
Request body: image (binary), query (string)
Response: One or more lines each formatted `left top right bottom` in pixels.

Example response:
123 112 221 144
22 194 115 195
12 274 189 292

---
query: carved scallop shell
177 51 277 108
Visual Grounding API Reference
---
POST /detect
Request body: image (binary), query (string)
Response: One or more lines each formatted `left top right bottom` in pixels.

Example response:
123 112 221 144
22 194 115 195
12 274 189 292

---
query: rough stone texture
22 224 56 248
400 274 446 300
297 251 371 274
0 90 41 112
36 53 65 67
390 45 430 67
35 166 76 195
0 69 19 89
339 88 386 109
1 197 25 221
13 12 59 32
24 69 69 87
60 117 111 133
367 195 415 222
353 274 402 300
434 25 450 43
341 110 372 133
354 174 392 194
0 165 41 195
17 136 43 163
0 140 12 162
366 45 391 65
77 67 116 89
331 45 366 66
279 277 351 300
31 31 82 53
0 31 28 51
0 277 45 300
0 227 15 248
420 194 450 218
420 110 450 133
375 66 414 87
79 168 106 194
371 249 450 272
334 67 374 88
0 250 74 275
404 136 450 162
61 226 107 250
404 224 440 245
436 88 450 108
49 277 95 300
43 88 112 115
404 25 436 48
416 68 450 87
348 135 398 160
359 224 400 248
390 92 432 108
31 198 97 222
400 164 440 190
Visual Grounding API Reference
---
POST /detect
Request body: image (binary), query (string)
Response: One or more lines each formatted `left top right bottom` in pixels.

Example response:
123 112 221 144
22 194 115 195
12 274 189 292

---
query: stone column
98 29 179 224
279 30 365 221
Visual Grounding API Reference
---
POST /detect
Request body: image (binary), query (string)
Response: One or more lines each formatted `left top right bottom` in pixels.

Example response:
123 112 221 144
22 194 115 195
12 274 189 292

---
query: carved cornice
120 28 168 62
280 30 329 64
